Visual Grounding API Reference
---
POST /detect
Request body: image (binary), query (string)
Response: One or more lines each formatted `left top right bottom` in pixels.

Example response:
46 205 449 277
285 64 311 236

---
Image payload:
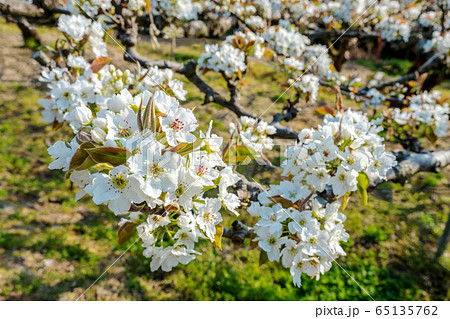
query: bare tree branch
357 53 444 94
233 149 450 203
0 0 44 18
223 220 254 245
318 80 407 107
124 46 183 70
383 148 450 183
306 29 380 40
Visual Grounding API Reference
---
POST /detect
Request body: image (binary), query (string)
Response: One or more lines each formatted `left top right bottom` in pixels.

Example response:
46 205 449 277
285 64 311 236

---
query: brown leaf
164 202 180 212
268 195 297 209
90 57 112 73
315 105 336 116
249 232 258 249
52 119 63 130
118 222 137 246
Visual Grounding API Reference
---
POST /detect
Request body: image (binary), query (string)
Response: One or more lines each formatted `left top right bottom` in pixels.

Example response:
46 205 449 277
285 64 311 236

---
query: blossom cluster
152 0 203 20
248 109 396 287
383 91 449 137
57 14 106 58
263 26 310 58
49 86 242 271
425 31 450 64
43 9 250 272
375 16 411 43
198 43 247 77
38 12 189 129
228 116 276 153
212 0 450 49
38 57 187 129
66 0 112 16
292 74 320 103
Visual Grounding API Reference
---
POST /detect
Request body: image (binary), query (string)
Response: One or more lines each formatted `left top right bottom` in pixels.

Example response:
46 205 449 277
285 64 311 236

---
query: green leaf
137 99 144 133
356 172 370 206
376 181 394 190
213 224 224 250
69 142 95 170
176 138 204 156
76 155 97 171
86 147 127 167
342 191 352 211
142 95 154 131
223 144 259 165
235 145 258 157
201 185 217 193
259 250 269 266
425 126 438 145
339 138 355 151
118 222 136 246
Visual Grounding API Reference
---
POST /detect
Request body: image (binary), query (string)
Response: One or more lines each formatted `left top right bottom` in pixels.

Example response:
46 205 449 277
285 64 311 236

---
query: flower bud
92 117 107 128
91 127 107 143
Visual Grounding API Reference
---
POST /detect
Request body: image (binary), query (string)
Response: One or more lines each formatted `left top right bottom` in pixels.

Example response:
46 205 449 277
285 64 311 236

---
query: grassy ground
0 19 449 301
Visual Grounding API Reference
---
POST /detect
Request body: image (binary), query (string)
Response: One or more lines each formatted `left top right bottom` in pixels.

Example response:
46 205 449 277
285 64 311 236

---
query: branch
0 0 44 18
383 148 450 183
223 220 253 245
225 148 450 244
270 94 300 125
178 61 299 139
178 61 253 116
33 50 51 66
232 172 266 203
14 16 42 45
319 81 407 107
124 46 182 70
305 29 380 40
232 149 450 202
357 53 443 94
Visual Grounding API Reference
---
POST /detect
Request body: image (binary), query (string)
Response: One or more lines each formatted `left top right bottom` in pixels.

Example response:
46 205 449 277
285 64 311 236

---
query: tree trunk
15 17 41 49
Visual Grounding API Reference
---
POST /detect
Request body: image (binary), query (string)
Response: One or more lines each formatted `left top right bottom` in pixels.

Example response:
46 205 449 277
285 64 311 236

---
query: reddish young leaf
69 142 95 170
86 147 127 166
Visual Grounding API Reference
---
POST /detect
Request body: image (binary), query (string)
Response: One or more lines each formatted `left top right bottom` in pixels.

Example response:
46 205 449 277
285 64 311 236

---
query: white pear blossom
195 198 223 241
255 227 287 262
57 14 91 42
160 107 198 146
91 165 146 215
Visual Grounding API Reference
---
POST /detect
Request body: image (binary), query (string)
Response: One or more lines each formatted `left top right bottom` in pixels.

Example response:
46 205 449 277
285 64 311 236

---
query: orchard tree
2 0 450 288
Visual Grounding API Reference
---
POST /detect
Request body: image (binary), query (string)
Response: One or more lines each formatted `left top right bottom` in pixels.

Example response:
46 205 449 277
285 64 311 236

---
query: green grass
0 21 449 300
356 58 414 76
